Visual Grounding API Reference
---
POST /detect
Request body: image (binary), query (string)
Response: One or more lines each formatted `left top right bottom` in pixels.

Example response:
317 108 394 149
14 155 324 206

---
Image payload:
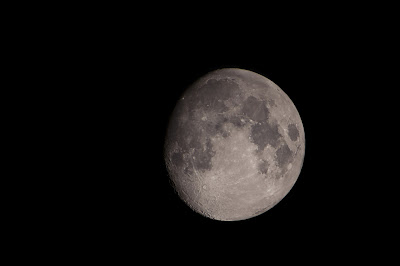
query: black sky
60 10 385 255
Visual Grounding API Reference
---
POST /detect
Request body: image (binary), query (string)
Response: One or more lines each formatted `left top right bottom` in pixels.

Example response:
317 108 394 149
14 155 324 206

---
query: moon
164 68 305 221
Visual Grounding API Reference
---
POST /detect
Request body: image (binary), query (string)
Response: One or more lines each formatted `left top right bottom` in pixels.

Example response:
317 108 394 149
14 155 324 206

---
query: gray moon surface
164 68 305 221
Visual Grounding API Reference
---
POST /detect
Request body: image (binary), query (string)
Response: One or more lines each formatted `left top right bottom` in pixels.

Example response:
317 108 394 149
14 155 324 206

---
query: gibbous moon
164 68 305 221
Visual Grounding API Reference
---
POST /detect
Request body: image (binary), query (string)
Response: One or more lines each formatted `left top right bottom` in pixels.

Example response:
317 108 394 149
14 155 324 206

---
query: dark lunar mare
192 138 215 171
240 95 282 150
228 115 246 128
258 160 269 175
275 142 293 175
171 152 184 169
250 122 281 150
168 123 216 174
167 78 243 175
287 123 299 141
241 96 270 122
195 78 241 113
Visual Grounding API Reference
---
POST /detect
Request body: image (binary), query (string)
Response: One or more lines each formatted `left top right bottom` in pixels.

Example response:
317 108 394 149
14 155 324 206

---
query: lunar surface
164 68 305 221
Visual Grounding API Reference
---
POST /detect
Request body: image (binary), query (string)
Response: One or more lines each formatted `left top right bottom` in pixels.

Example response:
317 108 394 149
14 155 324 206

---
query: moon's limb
164 68 305 221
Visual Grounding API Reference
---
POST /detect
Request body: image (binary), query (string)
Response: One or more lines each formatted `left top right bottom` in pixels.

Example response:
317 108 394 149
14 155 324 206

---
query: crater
288 123 299 141
250 121 282 150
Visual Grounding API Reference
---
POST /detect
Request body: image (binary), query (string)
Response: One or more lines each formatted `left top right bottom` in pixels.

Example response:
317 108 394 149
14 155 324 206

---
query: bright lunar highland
164 68 305 221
